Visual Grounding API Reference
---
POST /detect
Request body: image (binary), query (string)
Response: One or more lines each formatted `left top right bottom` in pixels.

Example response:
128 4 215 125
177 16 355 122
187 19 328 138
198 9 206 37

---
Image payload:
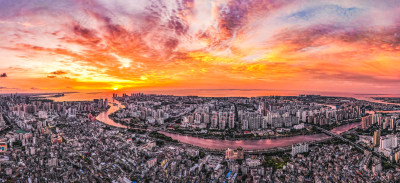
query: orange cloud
0 0 399 94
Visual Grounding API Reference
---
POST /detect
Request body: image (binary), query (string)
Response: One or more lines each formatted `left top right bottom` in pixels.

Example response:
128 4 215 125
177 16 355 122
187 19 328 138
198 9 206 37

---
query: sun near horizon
0 0 399 94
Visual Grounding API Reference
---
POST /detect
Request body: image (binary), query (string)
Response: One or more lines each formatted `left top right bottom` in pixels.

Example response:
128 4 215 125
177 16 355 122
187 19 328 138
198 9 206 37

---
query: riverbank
92 106 110 116
164 119 360 141
105 104 360 141
108 113 148 129
159 122 360 150
95 101 127 129
94 98 361 151
163 127 319 140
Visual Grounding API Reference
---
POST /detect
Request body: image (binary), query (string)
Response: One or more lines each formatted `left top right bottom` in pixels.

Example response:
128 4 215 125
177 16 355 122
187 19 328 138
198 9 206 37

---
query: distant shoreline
0 92 79 96
354 94 392 95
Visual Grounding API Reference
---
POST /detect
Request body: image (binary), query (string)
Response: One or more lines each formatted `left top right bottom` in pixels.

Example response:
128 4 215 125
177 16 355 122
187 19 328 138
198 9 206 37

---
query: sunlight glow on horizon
0 0 399 94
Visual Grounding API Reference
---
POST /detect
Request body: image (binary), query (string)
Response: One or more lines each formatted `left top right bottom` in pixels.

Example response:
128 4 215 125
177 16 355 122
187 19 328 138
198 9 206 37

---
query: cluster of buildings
379 134 398 158
181 96 363 132
358 110 400 162
5 95 107 121
285 144 399 182
113 94 365 138
363 130 400 162
221 142 399 182
111 93 197 126
1 93 400 182
361 113 398 130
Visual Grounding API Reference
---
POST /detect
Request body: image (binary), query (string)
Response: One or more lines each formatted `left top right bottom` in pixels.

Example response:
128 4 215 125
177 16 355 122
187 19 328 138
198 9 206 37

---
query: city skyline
1 92 399 182
2 1 400 180
1 0 400 94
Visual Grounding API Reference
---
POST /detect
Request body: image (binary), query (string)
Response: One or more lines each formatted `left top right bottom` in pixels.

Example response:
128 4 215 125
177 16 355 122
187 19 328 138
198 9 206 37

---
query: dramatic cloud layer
0 0 399 93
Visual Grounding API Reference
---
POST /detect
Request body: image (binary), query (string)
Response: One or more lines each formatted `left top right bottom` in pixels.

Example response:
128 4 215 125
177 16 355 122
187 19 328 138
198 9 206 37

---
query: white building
380 135 398 150
372 162 382 173
246 158 261 167
293 123 305 130
38 111 48 119
292 143 309 156
379 135 398 157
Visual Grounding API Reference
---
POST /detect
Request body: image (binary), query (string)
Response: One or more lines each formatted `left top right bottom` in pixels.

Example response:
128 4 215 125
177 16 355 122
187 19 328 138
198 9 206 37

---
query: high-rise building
219 115 226 129
383 121 388 129
228 112 235 129
390 118 395 129
194 113 202 124
203 113 210 124
379 134 397 150
188 115 194 124
361 115 373 130
104 98 108 108
292 143 309 156
211 113 218 128
261 118 268 129
395 151 400 163
244 112 262 130
373 130 381 147
242 119 248 130
98 98 103 108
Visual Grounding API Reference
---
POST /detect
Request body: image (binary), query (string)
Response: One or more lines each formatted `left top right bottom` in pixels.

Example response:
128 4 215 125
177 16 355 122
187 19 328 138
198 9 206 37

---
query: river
94 101 360 150
48 91 400 150
96 100 127 128
86 97 361 150
354 96 400 106
159 122 360 150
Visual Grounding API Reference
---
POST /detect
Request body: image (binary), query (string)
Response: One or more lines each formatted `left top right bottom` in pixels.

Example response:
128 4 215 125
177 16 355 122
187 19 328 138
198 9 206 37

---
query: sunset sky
0 0 399 94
